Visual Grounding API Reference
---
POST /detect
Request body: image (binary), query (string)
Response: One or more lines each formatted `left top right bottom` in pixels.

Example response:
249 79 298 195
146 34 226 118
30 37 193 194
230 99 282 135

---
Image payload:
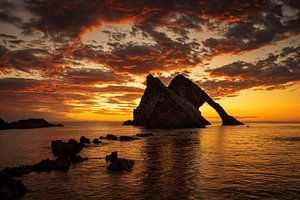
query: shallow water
0 122 299 199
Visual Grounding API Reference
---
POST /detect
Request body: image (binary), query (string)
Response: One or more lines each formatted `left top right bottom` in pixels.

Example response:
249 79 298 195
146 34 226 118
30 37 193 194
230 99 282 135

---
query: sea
0 122 299 200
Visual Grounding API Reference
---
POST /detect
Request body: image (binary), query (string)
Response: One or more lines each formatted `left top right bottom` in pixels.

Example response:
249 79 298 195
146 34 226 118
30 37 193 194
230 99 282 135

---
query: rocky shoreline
0 133 153 199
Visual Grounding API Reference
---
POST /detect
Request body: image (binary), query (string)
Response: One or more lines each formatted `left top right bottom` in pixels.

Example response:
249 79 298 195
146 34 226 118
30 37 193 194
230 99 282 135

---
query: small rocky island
124 74 243 128
0 118 63 130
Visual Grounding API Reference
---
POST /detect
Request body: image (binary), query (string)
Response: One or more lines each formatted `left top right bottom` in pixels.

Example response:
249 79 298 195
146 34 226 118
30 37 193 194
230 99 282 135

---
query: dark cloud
63 68 131 85
203 1 300 55
0 45 69 73
0 1 22 25
203 46 300 97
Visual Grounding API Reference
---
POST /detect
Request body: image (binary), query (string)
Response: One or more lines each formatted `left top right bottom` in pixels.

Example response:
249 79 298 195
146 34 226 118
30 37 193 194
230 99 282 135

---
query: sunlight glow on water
0 122 299 199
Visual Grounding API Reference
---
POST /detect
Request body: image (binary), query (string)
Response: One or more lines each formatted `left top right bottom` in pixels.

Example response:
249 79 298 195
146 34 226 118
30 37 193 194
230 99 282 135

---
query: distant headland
124 74 243 129
0 118 63 130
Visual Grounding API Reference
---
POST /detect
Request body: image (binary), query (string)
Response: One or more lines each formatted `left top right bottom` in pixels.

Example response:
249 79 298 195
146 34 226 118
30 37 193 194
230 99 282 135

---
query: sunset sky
0 0 299 122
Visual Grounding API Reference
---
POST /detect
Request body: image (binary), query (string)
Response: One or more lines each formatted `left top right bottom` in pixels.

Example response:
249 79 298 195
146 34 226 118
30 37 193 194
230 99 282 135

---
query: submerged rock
124 74 243 128
105 152 134 171
80 136 90 144
0 173 27 199
105 134 118 140
136 133 153 137
0 118 63 130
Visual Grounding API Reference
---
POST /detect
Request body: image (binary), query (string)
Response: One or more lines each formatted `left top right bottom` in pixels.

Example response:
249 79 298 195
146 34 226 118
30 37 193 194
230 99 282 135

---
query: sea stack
124 74 243 129
169 75 244 126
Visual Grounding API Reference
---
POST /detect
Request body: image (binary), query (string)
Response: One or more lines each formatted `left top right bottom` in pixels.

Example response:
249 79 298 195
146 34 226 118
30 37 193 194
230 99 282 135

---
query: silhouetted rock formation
0 118 63 130
105 152 134 171
124 74 243 128
0 172 27 199
127 75 209 128
169 75 244 125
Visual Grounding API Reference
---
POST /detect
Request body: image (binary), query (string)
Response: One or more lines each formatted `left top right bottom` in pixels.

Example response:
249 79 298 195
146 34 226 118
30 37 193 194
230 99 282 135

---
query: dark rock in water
123 74 243 128
106 134 118 140
0 118 63 130
80 136 90 144
105 152 134 171
99 136 106 140
0 173 27 199
51 139 84 157
93 138 102 144
125 74 208 129
119 136 136 141
122 120 134 125
136 133 153 137
169 75 243 126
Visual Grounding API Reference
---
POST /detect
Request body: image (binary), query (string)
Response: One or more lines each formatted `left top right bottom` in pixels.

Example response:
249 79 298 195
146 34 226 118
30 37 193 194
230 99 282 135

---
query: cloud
202 46 300 97
203 1 300 55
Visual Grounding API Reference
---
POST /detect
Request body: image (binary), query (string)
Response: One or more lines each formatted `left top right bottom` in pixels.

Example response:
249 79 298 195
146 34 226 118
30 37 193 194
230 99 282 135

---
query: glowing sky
0 0 299 122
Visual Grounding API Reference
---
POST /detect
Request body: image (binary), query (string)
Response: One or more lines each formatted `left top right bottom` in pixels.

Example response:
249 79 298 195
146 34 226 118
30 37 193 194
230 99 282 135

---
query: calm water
0 122 299 200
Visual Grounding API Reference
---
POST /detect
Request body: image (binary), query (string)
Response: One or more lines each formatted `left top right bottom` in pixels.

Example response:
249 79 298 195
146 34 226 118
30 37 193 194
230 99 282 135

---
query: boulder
51 139 84 157
0 173 27 199
80 136 90 144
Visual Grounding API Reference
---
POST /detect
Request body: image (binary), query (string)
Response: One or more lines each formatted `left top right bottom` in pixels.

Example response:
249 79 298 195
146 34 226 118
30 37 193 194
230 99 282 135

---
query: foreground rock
0 173 27 199
125 75 208 129
51 139 85 157
124 74 243 128
0 118 63 130
105 152 134 171
169 75 243 125
1 139 88 177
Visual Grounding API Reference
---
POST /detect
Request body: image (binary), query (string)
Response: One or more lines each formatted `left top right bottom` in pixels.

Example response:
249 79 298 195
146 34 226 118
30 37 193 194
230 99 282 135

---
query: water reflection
0 122 299 199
